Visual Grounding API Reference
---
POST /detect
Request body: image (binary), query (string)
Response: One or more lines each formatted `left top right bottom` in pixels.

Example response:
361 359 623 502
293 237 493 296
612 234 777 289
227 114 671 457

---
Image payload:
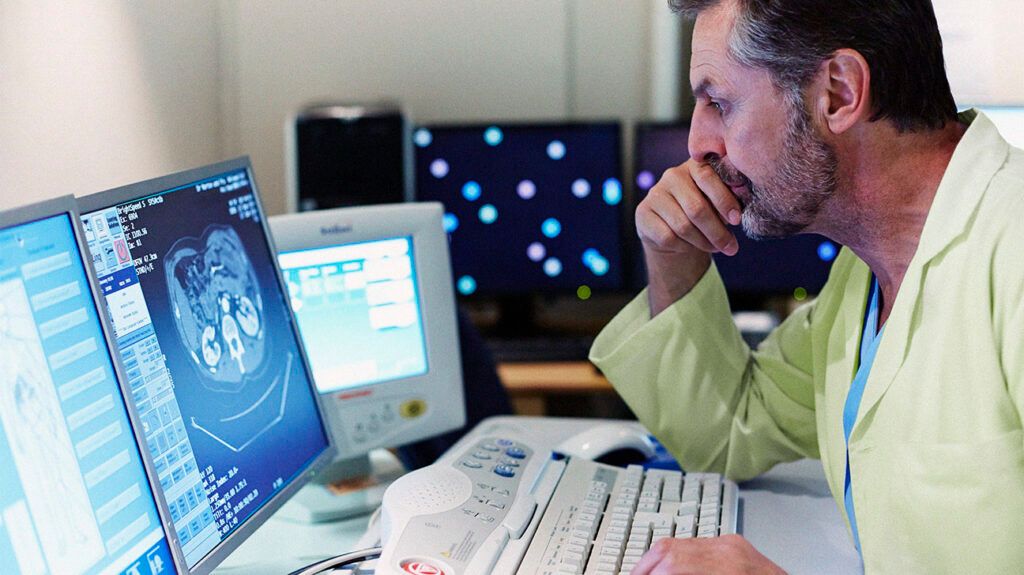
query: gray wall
1 0 1020 214
0 1 222 210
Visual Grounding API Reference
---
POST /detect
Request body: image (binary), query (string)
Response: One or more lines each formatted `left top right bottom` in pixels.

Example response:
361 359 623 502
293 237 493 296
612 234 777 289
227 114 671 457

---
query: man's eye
709 100 724 114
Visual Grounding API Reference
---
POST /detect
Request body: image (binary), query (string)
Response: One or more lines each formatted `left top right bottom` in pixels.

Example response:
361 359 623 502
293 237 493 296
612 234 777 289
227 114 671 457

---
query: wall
0 1 223 210
218 0 665 215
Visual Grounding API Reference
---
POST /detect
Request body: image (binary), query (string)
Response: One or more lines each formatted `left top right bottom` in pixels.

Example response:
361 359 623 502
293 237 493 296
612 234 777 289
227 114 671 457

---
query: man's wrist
644 248 712 317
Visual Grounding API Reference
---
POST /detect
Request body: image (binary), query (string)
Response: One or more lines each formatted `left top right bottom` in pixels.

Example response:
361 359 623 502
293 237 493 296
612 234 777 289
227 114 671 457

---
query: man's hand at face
637 159 743 316
631 535 787 575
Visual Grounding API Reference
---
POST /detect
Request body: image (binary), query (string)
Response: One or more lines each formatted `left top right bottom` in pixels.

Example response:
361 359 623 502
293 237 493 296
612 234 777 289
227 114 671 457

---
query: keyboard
378 435 739 575
488 336 596 363
519 462 737 574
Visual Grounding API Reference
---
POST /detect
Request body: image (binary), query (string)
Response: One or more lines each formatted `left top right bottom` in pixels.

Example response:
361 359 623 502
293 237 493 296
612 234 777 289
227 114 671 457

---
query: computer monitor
268 202 466 520
0 196 179 575
633 121 839 303
967 105 1024 148
412 122 626 331
77 159 335 575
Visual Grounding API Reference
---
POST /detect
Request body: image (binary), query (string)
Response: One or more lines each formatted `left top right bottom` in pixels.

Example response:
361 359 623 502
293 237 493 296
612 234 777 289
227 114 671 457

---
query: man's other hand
632 535 787 575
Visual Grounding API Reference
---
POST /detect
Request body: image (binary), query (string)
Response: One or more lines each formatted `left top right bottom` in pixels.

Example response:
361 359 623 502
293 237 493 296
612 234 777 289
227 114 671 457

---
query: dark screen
414 123 625 296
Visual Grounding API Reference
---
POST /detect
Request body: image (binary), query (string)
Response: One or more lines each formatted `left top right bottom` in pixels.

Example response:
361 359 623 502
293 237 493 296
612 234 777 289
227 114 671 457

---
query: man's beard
709 99 838 240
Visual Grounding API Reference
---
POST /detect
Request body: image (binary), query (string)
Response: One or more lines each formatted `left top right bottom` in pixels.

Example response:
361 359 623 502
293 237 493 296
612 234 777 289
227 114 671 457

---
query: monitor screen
270 202 465 461
79 160 332 572
0 201 176 575
278 237 428 393
413 123 625 296
634 122 838 297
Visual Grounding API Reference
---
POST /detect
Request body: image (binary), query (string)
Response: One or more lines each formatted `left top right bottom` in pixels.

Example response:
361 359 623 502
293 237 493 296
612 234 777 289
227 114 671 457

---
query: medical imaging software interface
279 237 429 394
0 213 175 575
634 124 838 296
81 170 329 568
414 124 624 295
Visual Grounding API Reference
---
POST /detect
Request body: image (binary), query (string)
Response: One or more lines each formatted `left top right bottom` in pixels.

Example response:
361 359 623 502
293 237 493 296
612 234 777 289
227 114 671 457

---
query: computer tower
286 102 412 212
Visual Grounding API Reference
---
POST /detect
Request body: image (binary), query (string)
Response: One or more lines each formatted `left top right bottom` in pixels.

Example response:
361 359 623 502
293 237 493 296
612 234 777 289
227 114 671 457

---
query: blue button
505 447 526 459
496 439 514 446
493 465 516 478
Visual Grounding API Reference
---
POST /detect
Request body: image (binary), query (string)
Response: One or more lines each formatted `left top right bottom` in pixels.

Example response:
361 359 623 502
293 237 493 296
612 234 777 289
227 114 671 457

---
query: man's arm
591 159 819 481
590 262 819 481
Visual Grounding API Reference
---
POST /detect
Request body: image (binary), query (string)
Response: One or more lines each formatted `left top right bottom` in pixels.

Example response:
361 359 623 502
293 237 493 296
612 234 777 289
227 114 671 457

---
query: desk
498 362 614 415
214 417 861 574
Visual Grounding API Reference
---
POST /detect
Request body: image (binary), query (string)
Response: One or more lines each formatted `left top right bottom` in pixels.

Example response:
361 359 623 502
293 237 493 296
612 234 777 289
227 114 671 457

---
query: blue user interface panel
414 123 624 295
634 123 839 296
81 169 330 569
0 213 175 575
278 237 428 394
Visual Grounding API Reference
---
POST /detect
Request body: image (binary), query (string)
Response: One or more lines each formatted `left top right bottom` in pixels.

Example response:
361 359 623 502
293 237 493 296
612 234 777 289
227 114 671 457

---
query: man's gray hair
671 0 957 132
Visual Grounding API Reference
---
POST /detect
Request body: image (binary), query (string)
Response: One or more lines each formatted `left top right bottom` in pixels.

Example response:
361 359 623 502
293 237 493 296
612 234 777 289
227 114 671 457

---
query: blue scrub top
843 277 884 552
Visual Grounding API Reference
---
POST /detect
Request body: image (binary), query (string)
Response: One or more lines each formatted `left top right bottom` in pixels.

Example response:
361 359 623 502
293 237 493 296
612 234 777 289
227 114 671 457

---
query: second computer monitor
634 121 839 299
77 158 335 575
269 203 465 459
413 122 626 296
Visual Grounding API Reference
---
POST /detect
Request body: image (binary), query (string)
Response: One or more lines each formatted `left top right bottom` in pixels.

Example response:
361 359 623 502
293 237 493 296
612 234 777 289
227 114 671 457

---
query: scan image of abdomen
165 226 266 393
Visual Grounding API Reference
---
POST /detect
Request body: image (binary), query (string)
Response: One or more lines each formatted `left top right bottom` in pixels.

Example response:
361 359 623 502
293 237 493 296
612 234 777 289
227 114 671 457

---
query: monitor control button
462 460 483 469
505 447 526 459
493 465 516 478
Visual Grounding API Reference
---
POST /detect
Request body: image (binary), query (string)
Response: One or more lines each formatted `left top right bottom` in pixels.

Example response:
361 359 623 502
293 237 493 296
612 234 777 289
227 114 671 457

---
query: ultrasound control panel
379 437 544 574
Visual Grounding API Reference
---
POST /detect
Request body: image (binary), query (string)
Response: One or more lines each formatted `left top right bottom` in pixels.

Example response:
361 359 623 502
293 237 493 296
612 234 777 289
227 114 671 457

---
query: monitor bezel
412 120 630 297
0 195 188 574
268 202 467 459
77 158 338 575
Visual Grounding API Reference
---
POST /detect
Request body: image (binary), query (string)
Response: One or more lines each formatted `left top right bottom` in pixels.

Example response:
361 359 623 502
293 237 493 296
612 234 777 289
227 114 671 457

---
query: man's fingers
690 162 743 226
661 165 739 255
639 191 717 253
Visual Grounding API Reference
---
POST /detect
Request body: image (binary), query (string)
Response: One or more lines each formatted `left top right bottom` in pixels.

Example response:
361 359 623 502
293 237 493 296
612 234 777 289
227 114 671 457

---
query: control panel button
496 439 514 447
505 447 526 459
461 460 483 469
480 443 501 452
498 458 520 467
493 465 516 478
472 451 493 460
400 399 427 419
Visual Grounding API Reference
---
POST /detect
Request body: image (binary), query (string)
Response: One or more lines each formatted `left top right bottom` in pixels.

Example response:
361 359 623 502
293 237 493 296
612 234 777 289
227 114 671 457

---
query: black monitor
633 121 839 303
78 158 335 574
0 197 179 574
413 122 626 333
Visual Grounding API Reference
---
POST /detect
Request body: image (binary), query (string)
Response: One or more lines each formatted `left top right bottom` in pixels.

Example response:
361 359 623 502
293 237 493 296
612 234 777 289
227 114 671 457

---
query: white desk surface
213 417 861 575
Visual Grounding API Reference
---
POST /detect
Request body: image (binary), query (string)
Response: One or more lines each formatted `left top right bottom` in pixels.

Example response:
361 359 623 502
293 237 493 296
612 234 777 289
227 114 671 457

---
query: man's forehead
689 1 739 93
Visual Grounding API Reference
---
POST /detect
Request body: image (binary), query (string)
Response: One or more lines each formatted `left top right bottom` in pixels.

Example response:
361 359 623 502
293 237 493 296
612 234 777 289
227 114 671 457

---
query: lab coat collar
842 110 1010 442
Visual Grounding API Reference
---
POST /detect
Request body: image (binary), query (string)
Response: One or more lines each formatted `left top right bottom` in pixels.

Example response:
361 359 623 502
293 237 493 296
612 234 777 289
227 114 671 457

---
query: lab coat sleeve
590 263 818 482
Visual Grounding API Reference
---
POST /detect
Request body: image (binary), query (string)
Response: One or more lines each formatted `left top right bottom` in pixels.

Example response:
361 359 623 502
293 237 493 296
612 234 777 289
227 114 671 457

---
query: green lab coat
590 111 1024 573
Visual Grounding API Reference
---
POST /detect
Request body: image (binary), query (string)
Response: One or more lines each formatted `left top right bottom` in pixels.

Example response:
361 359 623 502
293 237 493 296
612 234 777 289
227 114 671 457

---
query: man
590 0 1024 573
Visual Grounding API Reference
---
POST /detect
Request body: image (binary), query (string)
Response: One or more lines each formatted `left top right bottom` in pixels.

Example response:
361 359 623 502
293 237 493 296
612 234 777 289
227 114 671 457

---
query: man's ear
811 48 871 135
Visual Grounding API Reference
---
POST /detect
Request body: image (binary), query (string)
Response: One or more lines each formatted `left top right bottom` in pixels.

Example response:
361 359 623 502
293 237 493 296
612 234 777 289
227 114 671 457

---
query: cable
287 547 383 575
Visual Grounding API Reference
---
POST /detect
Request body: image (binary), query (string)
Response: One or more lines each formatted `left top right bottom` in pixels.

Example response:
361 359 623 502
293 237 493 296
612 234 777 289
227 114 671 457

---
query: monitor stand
276 451 405 523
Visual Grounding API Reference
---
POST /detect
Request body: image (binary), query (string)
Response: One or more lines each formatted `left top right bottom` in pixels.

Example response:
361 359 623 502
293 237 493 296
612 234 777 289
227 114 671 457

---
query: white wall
218 1 664 216
0 1 223 211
